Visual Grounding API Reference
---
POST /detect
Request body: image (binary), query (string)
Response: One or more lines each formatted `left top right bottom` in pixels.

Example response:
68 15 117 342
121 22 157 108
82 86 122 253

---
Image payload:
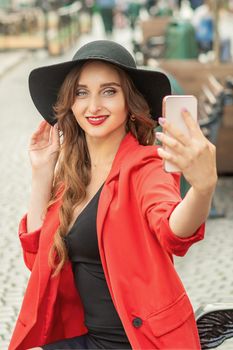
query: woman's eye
103 88 116 96
76 90 87 97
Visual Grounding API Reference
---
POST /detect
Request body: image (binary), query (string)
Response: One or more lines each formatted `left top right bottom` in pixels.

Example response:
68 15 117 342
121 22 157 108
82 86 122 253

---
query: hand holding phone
161 95 198 173
157 94 217 195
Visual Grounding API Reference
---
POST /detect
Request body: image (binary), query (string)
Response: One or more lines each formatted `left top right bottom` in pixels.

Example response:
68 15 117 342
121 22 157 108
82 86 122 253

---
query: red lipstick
86 116 108 126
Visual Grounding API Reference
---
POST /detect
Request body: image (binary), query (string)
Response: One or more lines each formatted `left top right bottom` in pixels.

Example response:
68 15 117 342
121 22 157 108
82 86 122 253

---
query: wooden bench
198 74 225 142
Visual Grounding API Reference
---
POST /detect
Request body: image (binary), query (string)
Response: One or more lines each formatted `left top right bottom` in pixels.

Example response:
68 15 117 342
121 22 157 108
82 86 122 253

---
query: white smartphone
162 95 198 173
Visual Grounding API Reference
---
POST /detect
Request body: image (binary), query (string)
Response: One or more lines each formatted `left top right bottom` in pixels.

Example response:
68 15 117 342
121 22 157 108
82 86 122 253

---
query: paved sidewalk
0 50 31 79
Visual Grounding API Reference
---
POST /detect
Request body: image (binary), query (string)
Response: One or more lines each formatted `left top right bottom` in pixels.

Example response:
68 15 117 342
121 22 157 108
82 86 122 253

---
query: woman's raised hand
29 120 60 173
156 109 217 194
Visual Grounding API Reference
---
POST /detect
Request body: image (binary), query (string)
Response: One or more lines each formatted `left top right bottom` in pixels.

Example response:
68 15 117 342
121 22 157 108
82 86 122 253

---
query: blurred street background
0 0 233 349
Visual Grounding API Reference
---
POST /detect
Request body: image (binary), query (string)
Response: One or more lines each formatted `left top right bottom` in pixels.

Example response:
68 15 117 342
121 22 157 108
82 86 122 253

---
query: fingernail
182 108 188 113
157 147 163 157
156 132 162 140
54 123 58 129
158 117 166 125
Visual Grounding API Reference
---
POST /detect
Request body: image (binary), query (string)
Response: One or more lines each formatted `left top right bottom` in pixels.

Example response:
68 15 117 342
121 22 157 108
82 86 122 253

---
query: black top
65 185 131 349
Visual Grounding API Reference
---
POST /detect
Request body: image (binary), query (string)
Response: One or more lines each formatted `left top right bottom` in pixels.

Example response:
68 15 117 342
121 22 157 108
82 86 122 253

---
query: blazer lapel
96 133 137 295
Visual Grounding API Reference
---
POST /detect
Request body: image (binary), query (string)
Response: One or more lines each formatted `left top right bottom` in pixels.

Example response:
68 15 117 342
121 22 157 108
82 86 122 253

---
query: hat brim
29 58 171 125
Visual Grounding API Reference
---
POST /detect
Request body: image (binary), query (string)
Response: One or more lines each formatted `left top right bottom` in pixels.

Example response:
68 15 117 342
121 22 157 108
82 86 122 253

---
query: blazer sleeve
18 185 63 271
137 148 205 256
18 214 42 271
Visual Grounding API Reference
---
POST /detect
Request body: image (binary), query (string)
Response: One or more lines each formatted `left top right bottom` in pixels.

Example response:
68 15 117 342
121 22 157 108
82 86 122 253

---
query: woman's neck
86 132 127 168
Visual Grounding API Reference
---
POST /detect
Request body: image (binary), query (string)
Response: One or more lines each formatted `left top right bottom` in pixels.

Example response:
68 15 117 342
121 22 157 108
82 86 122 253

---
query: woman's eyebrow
77 82 121 88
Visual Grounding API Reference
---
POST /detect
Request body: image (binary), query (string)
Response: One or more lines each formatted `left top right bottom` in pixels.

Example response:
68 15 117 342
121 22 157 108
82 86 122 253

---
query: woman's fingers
51 123 60 146
156 132 184 154
158 108 201 145
29 120 58 149
181 108 202 137
157 147 184 169
157 108 217 191
30 121 48 141
158 117 189 146
42 121 52 142
37 120 48 133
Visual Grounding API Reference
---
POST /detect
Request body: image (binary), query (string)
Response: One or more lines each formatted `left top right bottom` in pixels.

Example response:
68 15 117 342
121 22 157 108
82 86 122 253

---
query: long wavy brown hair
48 60 156 276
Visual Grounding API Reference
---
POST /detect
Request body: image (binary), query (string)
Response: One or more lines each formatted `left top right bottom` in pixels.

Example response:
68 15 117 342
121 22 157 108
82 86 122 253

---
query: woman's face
71 61 128 142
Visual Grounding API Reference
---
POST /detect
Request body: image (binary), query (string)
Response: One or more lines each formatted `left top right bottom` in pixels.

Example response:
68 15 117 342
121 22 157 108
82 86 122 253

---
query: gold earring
130 115 136 122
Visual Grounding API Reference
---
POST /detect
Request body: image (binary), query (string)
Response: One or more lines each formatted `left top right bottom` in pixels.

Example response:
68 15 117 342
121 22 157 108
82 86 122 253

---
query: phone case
162 95 197 173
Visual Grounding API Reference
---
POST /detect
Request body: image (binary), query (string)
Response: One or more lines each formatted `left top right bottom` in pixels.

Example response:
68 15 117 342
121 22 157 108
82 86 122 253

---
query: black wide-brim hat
29 40 171 125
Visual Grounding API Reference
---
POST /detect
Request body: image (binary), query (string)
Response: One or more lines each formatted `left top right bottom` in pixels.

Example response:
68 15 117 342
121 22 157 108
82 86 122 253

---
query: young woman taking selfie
9 40 217 350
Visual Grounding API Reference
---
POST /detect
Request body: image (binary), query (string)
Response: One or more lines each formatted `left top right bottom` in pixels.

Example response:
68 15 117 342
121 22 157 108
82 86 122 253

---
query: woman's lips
86 116 109 126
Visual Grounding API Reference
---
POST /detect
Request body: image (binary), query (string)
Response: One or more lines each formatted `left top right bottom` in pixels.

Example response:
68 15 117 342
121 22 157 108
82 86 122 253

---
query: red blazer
9 133 205 350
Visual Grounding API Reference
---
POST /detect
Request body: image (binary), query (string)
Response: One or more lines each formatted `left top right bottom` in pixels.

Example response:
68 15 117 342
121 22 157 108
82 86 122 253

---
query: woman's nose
88 96 102 115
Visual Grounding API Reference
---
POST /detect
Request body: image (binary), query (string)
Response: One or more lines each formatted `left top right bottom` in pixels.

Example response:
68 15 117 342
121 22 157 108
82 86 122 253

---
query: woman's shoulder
114 133 162 173
119 142 165 180
121 141 180 187
126 142 162 167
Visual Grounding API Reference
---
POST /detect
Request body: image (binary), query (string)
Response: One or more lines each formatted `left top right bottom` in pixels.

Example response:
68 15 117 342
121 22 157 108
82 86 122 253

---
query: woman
9 40 217 350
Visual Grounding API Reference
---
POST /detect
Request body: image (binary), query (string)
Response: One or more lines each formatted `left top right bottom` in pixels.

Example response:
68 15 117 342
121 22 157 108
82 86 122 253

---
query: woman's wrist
31 167 54 181
191 178 217 198
31 169 54 200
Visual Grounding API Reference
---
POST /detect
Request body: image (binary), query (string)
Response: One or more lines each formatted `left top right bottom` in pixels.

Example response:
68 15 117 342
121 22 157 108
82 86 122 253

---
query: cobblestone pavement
0 16 233 350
